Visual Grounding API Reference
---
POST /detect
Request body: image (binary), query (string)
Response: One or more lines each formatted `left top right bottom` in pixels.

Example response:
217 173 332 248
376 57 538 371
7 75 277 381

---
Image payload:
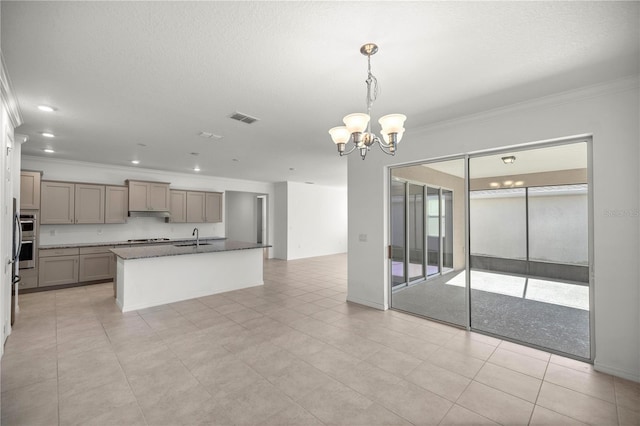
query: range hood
128 211 171 219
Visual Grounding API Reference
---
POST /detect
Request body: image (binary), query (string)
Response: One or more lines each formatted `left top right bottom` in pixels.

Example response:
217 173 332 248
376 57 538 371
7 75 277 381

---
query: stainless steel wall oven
19 213 37 269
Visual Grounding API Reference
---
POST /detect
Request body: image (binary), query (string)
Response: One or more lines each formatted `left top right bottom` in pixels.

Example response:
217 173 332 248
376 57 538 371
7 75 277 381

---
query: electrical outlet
359 234 367 242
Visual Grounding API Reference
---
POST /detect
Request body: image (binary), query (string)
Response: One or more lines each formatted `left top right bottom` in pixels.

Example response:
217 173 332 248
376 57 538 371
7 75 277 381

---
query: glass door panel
426 187 440 277
408 184 425 282
469 142 590 359
390 159 467 327
390 180 406 288
442 189 454 271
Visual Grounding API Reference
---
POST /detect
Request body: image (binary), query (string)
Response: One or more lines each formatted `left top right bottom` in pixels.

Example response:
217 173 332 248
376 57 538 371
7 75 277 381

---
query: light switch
359 234 367 242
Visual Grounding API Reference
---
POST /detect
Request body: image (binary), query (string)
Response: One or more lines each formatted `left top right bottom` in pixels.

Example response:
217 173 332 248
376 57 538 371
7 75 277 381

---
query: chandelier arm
339 144 359 156
376 140 396 156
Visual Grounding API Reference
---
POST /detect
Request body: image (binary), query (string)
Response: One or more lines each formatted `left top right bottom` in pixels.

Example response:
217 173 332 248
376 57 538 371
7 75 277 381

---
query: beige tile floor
2 254 638 425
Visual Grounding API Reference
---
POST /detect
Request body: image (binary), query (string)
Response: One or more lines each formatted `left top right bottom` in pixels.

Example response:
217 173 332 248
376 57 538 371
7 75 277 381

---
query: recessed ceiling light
37 105 55 112
305 182 315 185
193 167 201 172
131 160 140 165
232 158 239 162
137 143 147 147
41 132 55 138
190 152 199 156
289 167 295 171
43 148 55 153
501 155 516 164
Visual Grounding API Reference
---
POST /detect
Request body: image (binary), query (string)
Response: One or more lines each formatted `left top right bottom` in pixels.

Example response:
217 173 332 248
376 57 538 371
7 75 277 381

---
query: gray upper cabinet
105 186 128 223
149 183 170 211
75 184 105 224
20 171 41 210
40 181 75 224
205 192 223 223
186 191 206 223
127 180 170 211
128 180 149 211
169 190 186 223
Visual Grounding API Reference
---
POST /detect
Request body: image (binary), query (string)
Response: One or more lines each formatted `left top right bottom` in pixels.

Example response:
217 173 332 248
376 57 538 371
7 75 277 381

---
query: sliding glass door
391 180 406 288
389 140 592 360
468 142 590 359
390 159 467 327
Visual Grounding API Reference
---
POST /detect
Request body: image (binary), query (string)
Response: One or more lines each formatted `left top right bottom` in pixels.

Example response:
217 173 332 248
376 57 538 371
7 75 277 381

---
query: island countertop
40 237 227 250
111 239 269 260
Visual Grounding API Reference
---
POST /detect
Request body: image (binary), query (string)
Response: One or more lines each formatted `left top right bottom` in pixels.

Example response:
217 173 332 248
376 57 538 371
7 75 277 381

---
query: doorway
390 158 467 327
389 139 592 360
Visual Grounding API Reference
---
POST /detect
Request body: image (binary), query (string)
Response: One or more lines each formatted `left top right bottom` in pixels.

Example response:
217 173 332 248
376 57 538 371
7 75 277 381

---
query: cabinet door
105 186 128 223
79 253 113 282
205 192 223 223
39 255 79 287
169 190 187 223
41 181 75 224
128 181 149 211
75 184 105 224
19 268 38 289
186 192 206 223
149 183 170 211
20 171 41 210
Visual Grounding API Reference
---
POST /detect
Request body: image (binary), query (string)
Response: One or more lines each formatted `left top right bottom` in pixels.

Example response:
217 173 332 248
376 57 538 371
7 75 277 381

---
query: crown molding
411 74 640 134
0 52 24 128
21 154 274 189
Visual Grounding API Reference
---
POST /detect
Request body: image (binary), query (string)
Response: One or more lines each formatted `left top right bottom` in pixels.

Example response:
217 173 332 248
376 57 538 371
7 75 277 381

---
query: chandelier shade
329 43 407 159
328 126 351 145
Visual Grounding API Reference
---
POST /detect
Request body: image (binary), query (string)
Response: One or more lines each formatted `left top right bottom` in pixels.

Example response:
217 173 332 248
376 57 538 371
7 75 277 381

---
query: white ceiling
2 1 638 187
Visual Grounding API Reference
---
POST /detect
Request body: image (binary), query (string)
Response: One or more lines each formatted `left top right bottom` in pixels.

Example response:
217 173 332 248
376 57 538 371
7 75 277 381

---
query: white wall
0 64 23 352
21 156 275 257
273 181 347 260
273 182 288 260
347 76 640 381
286 182 347 260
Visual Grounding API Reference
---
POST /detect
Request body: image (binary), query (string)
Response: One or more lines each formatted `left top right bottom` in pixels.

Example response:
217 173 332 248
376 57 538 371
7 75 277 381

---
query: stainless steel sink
173 242 213 247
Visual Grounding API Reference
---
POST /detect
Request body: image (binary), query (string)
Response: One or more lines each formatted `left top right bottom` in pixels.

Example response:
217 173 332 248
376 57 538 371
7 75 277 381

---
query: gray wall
225 191 260 243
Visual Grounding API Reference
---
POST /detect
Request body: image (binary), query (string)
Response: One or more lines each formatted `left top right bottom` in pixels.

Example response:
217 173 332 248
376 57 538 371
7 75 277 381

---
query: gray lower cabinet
39 246 116 287
79 246 115 282
39 248 80 287
79 253 113 281
19 268 38 289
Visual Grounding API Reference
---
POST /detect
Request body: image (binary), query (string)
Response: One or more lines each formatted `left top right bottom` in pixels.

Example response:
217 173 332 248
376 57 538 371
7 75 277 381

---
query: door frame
387 136 594 362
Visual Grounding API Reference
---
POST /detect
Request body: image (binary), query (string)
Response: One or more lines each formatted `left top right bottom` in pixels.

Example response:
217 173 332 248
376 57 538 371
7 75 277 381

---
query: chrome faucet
192 227 199 248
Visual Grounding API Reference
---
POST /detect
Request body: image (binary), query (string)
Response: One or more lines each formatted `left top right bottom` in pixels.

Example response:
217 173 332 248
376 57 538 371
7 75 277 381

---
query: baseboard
594 361 640 382
346 295 387 311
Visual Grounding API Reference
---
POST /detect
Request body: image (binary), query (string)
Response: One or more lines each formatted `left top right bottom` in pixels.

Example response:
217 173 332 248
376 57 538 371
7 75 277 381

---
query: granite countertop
111 239 270 260
39 237 227 250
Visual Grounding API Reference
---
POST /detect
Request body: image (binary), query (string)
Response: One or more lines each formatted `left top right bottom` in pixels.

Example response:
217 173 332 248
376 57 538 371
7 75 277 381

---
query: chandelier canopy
329 43 406 160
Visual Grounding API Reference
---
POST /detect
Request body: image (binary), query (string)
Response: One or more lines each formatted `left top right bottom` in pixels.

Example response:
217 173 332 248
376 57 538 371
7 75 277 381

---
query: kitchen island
111 239 268 312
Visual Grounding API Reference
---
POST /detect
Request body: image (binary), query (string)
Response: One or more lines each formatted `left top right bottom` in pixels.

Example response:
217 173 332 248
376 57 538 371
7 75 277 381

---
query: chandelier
329 43 406 160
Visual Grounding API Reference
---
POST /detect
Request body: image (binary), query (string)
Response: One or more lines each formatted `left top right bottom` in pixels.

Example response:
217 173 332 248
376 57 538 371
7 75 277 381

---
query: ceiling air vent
229 111 260 124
